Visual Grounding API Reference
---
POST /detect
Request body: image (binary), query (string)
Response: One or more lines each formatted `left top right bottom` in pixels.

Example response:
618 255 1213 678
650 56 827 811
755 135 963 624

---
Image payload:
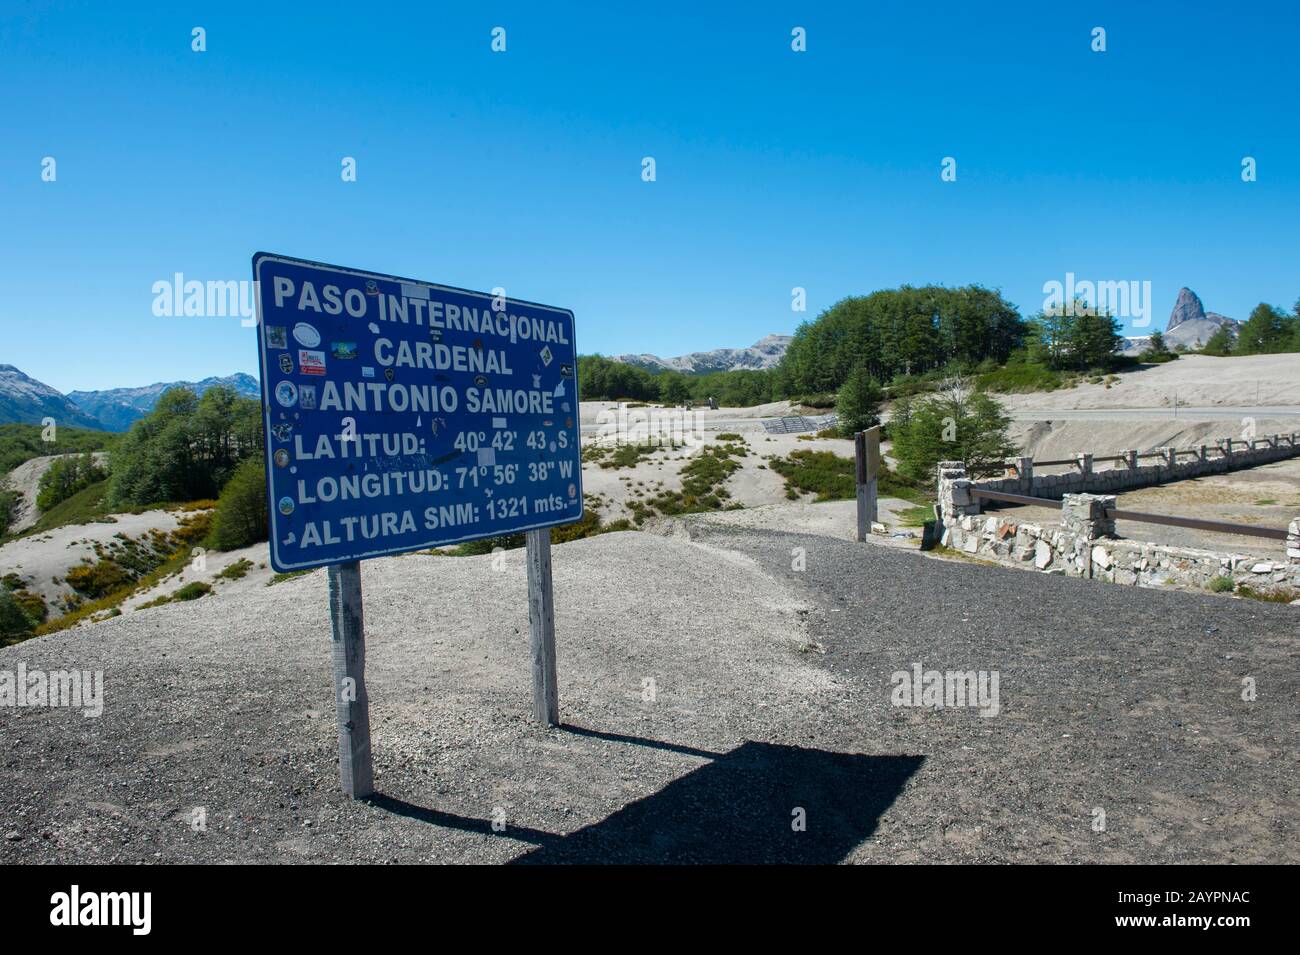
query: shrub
1205 576 1235 593
769 450 855 501
216 558 254 580
206 455 268 551
64 559 132 599
172 581 212 601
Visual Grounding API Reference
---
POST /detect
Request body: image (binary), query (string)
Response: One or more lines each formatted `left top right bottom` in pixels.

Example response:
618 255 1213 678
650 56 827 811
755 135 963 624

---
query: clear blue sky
3 1 1297 392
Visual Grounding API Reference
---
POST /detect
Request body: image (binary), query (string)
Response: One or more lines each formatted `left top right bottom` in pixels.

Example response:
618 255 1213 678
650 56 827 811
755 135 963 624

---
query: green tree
1065 308 1124 370
836 366 883 436
780 285 1025 395
206 455 269 550
889 381 1018 485
35 452 106 512
657 373 692 405
1138 330 1175 363
108 385 262 508
1026 308 1073 370
0 584 35 645
1235 303 1294 355
1201 325 1234 356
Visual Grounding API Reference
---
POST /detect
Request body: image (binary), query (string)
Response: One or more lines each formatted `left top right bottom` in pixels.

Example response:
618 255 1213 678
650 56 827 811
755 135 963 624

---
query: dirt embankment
999 353 1300 412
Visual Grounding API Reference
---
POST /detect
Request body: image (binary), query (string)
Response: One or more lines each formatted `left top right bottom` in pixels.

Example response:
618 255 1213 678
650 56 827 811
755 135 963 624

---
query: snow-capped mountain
612 335 792 373
67 373 261 431
0 365 107 429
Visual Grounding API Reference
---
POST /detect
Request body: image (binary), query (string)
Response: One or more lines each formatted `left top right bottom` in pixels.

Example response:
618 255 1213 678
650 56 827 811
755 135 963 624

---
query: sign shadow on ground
369 729 924 864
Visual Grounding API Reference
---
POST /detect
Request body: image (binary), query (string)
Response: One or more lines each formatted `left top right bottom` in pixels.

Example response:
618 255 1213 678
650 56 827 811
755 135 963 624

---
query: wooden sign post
253 255 580 797
855 426 880 541
526 529 560 726
328 561 374 799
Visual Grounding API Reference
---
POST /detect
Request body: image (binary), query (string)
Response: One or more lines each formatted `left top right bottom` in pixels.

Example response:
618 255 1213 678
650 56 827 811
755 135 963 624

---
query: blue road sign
252 253 583 572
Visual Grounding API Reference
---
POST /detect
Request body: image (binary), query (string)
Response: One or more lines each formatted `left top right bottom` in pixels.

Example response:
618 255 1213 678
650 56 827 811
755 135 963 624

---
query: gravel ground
1 524 1295 864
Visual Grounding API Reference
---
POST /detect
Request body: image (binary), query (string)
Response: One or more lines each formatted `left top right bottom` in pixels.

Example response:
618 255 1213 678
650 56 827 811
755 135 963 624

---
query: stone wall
935 445 1300 599
971 432 1300 502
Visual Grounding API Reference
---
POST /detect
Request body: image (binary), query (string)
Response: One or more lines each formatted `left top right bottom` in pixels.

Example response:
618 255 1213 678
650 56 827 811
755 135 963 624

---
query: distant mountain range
612 335 792 373
67 374 260 431
1123 287 1238 354
0 366 261 431
0 365 107 430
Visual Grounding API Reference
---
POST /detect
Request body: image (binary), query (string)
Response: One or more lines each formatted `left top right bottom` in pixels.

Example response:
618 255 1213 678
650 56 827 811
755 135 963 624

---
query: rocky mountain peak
1167 287 1207 330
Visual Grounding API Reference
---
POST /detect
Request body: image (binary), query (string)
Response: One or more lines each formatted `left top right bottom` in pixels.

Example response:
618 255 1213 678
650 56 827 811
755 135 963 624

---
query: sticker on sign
253 253 583 572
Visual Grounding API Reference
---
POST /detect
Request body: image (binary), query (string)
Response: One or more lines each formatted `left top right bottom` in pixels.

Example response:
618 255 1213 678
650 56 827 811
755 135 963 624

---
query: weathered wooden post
526 528 559 725
855 426 880 541
327 561 373 799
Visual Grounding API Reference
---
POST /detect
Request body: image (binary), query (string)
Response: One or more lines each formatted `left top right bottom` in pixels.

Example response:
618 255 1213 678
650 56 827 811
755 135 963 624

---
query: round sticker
568 483 576 498
275 381 298 408
273 449 290 468
292 322 321 347
278 496 295 516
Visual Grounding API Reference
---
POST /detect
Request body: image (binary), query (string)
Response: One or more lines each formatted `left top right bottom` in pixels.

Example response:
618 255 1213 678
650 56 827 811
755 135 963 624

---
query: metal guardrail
761 413 838 435
1107 508 1288 541
969 488 1290 542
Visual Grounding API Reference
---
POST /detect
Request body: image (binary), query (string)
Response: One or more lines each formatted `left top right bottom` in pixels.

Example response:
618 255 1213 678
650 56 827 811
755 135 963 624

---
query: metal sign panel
253 253 582 572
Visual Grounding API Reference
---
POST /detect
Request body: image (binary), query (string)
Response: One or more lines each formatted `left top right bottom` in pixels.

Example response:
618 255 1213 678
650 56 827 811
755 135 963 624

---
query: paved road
580 405 1300 436
1003 405 1300 421
676 522 1300 863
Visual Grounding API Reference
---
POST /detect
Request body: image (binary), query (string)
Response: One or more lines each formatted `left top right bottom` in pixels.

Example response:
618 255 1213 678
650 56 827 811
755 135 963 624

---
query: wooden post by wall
327 561 373 799
855 426 880 541
525 528 559 725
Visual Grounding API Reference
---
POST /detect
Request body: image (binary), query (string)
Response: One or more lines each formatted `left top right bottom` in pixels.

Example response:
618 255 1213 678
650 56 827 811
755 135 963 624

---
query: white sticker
401 283 430 300
293 322 321 347
553 381 565 396
492 417 508 429
477 447 496 467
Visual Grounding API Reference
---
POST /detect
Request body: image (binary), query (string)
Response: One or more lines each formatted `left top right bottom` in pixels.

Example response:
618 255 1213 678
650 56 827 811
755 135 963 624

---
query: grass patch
715 432 743 441
17 479 114 536
582 439 682 469
1235 584 1298 603
768 450 853 501
976 361 1068 394
7 480 214 543
769 449 931 506
877 469 930 505
1205 575 1236 593
895 504 937 527
268 569 312 586
626 443 747 522
172 581 212 601
216 558 254 581
35 546 193 636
